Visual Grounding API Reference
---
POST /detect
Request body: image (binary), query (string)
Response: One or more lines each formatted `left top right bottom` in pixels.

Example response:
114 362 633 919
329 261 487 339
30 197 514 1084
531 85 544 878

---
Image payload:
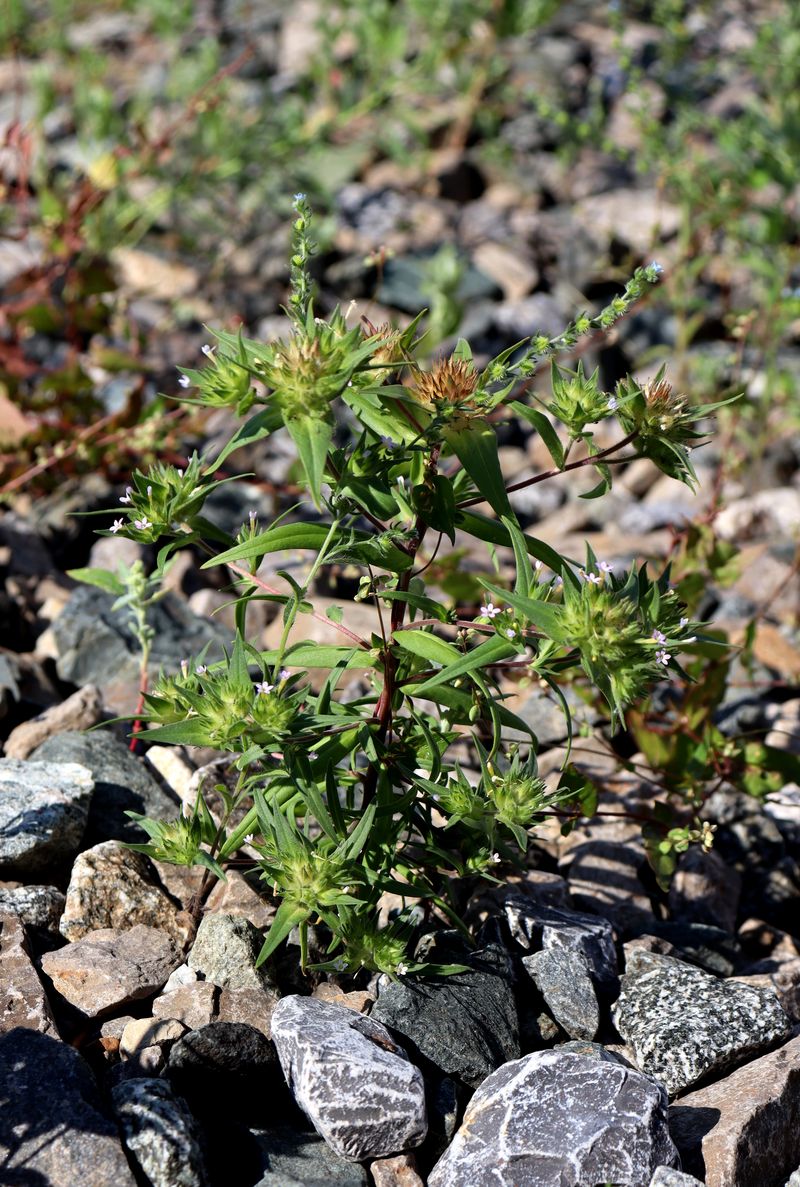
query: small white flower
533 559 543 572
119 486 133 504
254 681 274 696
586 572 602 586
134 516 152 531
110 519 125 534
342 885 353 895
683 636 697 644
309 751 319 761
655 649 671 666
181 800 192 818
607 396 619 411
652 629 667 644
680 617 690 627
195 665 208 676
279 668 291 681
505 628 516 638
598 561 613 573
146 485 152 497
180 659 189 678
243 833 254 845
176 469 184 478
293 192 306 203
395 962 409 977
490 852 501 864
201 343 214 357
650 260 664 276
553 575 563 588
480 602 502 619
178 374 191 388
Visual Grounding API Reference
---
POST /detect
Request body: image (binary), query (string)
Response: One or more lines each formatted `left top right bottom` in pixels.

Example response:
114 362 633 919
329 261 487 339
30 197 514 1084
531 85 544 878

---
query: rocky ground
2 2 800 1186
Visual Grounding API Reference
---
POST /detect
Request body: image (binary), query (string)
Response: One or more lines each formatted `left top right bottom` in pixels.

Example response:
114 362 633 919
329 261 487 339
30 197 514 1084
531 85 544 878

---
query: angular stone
188 913 277 991
40 924 182 1017
613 949 792 1095
0 1028 137 1186
563 832 655 932
733 956 800 1023
112 1077 210 1187
428 1050 679 1187
204 868 278 931
217 986 281 1039
251 1125 369 1186
31 729 179 848
0 759 93 877
371 1152 425 1186
312 982 374 1014
522 946 599 1040
0 913 58 1034
60 840 192 945
0 882 65 931
271 995 427 1161
504 895 618 988
649 1170 704 1186
153 981 218 1030
4 684 103 759
120 1017 187 1060
669 1035 800 1186
166 1021 285 1126
370 940 519 1089
669 846 742 932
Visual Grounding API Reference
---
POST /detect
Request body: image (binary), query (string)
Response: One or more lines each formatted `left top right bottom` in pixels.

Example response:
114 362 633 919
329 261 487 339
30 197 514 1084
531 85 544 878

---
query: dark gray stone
613 948 792 1095
271 995 427 1161
31 729 179 846
0 1027 137 1186
669 846 742 932
252 1125 369 1186
112 1077 210 1187
0 882 65 931
370 940 520 1090
523 946 600 1039
557 1040 626 1064
504 895 618 989
166 1021 286 1126
428 1050 679 1187
0 759 93 877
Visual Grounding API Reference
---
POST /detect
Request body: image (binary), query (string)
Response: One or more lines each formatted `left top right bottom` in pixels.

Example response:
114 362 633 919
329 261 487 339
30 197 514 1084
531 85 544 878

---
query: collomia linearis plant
98 195 730 978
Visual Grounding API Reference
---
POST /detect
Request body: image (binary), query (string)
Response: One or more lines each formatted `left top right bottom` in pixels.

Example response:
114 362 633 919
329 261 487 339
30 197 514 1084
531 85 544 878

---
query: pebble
0 882 65 931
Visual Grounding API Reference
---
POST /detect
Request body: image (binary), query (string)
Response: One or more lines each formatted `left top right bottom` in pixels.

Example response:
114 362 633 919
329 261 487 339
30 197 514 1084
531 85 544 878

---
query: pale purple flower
279 668 291 681
180 659 189 678
134 516 152 531
254 680 274 696
652 629 667 644
201 343 214 357
655 649 671 666
309 751 319 761
110 519 125 534
586 572 602 586
607 396 619 412
505 629 516 638
553 575 563 588
598 561 613 573
195 665 208 676
119 486 133 504
650 260 664 276
480 602 502 619
178 374 191 388
680 617 690 627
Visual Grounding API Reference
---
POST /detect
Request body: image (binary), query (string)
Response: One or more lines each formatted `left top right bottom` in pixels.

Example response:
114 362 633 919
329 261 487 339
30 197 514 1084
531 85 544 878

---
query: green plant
103 197 726 977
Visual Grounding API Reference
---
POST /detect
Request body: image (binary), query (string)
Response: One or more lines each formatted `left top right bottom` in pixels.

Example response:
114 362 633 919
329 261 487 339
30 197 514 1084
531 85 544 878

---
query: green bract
103 199 727 979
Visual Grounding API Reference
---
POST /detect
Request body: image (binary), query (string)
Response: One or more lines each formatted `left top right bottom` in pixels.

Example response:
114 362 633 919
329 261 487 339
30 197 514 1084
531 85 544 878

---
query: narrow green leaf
456 509 579 586
393 629 461 666
285 415 333 509
202 523 330 568
133 719 215 746
444 421 512 519
255 900 311 966
412 634 519 694
340 800 377 861
260 644 373 668
217 805 259 860
479 580 565 639
205 406 282 474
510 402 564 468
67 567 126 596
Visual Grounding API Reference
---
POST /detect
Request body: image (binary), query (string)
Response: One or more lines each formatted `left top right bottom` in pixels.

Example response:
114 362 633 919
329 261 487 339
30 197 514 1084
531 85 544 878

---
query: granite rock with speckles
0 759 93 877
112 1077 210 1187
271 995 427 1161
428 1050 679 1187
504 895 618 988
613 948 792 1095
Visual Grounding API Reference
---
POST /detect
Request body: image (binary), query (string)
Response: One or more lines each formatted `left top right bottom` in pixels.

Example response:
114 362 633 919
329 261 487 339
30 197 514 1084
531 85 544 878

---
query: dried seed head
412 357 480 410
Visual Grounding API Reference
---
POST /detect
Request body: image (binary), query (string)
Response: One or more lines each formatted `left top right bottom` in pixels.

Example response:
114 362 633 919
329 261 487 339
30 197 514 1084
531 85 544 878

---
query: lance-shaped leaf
444 420 512 519
67 567 126 596
285 414 333 509
479 580 566 640
510 402 564 469
411 633 520 695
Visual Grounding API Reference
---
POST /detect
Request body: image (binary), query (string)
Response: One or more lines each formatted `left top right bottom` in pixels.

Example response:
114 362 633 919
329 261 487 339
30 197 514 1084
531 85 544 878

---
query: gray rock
0 1027 137 1186
252 1125 369 1186
0 759 93 878
60 840 192 945
187 912 277 992
556 1040 626 1064
31 729 179 847
271 995 427 1161
166 1021 285 1126
51 583 229 714
428 1050 679 1187
153 981 219 1030
40 924 182 1017
669 846 742 932
504 895 618 989
370 940 519 1090
613 949 792 1095
0 882 65 931
522 946 600 1040
112 1077 210 1187
0 913 58 1035
649 1169 704 1186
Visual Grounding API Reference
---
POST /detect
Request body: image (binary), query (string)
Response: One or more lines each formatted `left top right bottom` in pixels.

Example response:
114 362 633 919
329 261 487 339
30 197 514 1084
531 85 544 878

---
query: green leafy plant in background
99 197 731 977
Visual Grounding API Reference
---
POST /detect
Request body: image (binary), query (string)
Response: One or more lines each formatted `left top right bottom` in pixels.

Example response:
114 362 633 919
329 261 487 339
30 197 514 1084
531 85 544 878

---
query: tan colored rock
112 247 199 298
41 925 182 1018
216 987 281 1038
144 744 196 802
204 869 277 931
59 841 193 946
152 981 217 1030
472 241 538 301
4 685 104 759
119 1016 187 1060
371 1151 425 1186
0 914 58 1035
670 1035 800 1187
313 982 375 1014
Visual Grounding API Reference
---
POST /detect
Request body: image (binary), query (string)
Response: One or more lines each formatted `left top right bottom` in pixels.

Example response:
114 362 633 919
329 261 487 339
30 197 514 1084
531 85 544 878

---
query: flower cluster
108 454 224 543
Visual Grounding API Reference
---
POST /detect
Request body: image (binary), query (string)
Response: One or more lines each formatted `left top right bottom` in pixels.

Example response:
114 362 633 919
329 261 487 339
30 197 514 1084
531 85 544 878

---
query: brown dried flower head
411 357 481 413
